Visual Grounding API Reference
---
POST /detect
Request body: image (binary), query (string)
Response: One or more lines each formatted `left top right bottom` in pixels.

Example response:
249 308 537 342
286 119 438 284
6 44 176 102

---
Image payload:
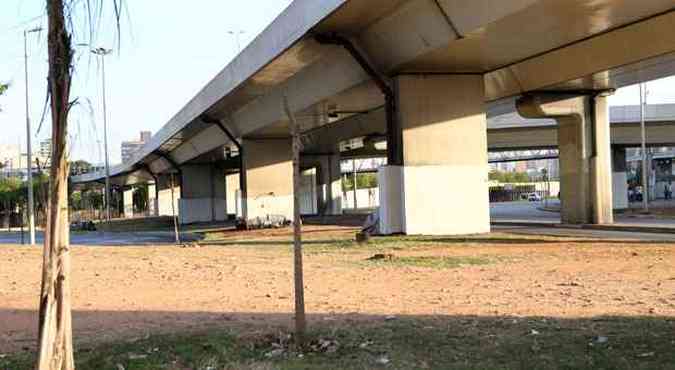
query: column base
178 198 226 224
379 165 490 236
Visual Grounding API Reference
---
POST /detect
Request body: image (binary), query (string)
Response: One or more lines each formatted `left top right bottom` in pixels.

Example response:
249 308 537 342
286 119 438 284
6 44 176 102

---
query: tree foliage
0 82 8 112
489 170 530 183
69 159 93 176
343 173 378 191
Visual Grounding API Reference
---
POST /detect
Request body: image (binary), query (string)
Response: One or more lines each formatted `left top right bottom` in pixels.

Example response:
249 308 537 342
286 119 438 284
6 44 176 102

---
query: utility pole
352 158 358 210
91 47 113 221
227 30 245 53
640 83 649 212
24 27 42 245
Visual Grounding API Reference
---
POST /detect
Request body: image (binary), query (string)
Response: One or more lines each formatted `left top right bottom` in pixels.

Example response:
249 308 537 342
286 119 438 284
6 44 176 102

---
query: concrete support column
156 174 180 217
148 182 159 216
242 139 293 221
518 94 613 224
123 188 134 219
612 147 629 210
226 173 240 216
178 164 226 224
304 154 343 216
379 74 490 235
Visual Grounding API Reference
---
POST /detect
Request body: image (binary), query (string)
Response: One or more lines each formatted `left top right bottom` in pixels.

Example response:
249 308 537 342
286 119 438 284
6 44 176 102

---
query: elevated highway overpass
73 0 675 234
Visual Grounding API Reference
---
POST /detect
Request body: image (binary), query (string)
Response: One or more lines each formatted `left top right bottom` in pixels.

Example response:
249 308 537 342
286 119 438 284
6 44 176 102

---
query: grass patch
2 316 673 370
364 255 495 269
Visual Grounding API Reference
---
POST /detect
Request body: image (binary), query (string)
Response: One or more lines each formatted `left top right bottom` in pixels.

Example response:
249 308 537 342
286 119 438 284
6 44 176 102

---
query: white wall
342 188 379 209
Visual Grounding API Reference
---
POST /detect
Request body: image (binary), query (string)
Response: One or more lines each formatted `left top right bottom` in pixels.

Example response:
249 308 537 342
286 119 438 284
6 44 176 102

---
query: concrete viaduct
72 0 675 235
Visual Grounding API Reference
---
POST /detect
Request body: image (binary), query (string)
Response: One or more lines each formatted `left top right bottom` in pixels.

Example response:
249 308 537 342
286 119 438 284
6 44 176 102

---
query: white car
527 193 542 202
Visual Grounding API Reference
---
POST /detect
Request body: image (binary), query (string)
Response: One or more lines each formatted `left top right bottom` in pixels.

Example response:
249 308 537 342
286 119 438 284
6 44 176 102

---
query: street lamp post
639 83 649 213
24 27 42 245
91 47 113 221
227 30 245 53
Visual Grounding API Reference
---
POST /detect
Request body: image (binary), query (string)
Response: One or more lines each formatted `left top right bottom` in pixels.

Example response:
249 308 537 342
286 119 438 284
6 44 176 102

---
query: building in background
121 131 152 163
0 144 22 175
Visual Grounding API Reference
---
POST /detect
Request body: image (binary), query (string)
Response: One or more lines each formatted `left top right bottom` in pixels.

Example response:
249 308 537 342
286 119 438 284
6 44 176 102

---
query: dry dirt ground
1 226 674 355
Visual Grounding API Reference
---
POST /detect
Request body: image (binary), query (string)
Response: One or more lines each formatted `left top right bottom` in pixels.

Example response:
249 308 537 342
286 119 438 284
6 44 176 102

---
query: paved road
493 225 675 241
490 201 560 223
491 200 675 228
0 231 200 246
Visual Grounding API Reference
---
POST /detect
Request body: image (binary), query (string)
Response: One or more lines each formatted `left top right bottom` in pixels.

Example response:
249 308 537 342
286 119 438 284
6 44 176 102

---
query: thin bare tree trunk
37 0 75 369
283 96 306 346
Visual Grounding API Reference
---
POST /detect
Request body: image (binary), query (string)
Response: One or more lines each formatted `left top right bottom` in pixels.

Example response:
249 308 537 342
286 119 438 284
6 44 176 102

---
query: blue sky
1 1 674 164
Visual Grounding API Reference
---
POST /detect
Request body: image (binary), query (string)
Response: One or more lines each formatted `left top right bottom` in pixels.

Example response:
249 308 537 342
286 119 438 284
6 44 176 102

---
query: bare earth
1 226 674 353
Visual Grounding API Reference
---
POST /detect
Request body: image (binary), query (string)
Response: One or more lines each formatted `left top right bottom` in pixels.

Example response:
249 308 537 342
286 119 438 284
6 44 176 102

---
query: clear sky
0 0 293 165
1 1 674 165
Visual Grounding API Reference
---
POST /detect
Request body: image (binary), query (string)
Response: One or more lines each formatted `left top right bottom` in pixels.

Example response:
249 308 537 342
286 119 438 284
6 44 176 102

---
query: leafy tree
489 170 530 183
69 159 93 176
343 173 378 191
0 82 8 112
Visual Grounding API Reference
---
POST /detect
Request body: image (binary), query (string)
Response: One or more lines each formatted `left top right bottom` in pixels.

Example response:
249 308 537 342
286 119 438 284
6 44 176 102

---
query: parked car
527 193 542 202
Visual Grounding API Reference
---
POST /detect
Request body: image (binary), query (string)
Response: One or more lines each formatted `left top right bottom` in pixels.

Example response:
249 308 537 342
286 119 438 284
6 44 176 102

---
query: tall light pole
24 27 42 245
91 47 113 221
227 30 245 53
639 82 649 212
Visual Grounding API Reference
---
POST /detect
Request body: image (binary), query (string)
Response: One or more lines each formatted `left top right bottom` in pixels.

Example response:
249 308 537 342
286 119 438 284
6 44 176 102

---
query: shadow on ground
2 309 673 369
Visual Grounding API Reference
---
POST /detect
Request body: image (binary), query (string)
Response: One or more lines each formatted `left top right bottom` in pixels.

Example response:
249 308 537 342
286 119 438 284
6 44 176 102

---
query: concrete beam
486 10 675 101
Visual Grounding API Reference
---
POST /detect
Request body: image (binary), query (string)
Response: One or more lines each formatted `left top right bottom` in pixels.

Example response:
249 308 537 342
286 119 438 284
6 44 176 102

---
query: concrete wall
343 188 379 209
243 139 293 221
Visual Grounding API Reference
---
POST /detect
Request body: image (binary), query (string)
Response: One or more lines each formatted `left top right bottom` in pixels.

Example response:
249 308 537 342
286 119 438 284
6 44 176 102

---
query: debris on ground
180 242 201 248
368 254 396 261
310 338 339 353
375 355 390 365
264 348 285 358
355 231 370 244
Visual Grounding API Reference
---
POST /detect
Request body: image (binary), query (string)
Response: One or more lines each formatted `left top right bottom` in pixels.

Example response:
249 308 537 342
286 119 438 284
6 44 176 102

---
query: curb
492 221 675 235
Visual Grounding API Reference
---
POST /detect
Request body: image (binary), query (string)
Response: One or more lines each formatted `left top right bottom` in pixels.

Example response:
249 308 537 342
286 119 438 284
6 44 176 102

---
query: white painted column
242 139 293 221
612 147 629 210
123 188 134 219
147 182 158 216
590 95 614 224
379 74 490 235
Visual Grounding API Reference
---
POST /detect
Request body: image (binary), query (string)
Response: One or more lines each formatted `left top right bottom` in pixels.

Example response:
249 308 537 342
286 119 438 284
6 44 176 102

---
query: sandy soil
1 226 674 353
